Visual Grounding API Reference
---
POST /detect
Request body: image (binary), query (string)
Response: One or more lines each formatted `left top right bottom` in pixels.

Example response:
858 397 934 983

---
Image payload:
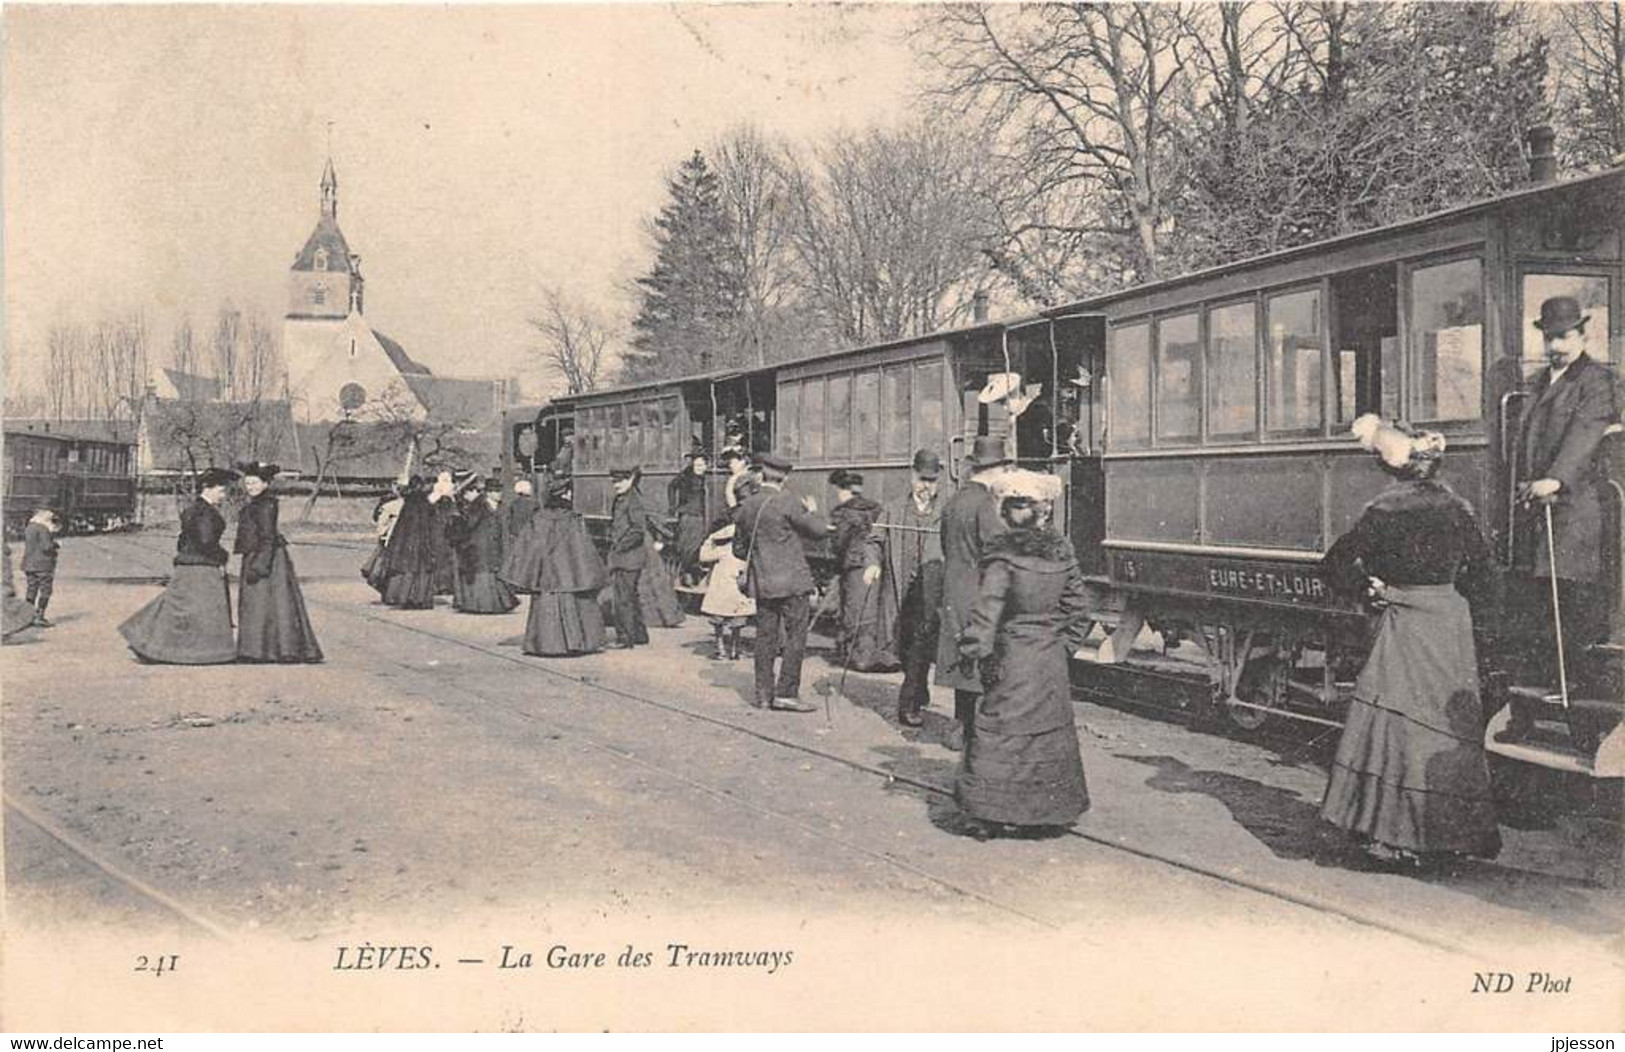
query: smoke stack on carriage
1526 124 1557 184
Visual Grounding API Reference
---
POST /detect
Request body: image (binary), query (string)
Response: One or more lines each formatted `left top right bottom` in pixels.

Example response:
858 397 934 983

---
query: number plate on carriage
1109 549 1336 607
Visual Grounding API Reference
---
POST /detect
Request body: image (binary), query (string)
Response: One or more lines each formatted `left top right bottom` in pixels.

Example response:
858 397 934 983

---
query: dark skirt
956 722 1090 827
380 571 436 610
837 566 898 672
524 592 606 656
360 543 384 584
1320 583 1501 858
638 546 685 627
237 548 324 663
118 564 237 664
674 513 708 571
455 569 519 614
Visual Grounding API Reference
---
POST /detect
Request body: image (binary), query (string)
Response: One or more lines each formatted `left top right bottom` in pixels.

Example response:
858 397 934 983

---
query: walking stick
1544 501 1571 710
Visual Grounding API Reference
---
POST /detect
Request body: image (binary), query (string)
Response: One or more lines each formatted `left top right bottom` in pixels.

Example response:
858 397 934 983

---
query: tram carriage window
1108 322 1152 449
627 403 645 466
1410 258 1483 423
1207 301 1257 438
1267 289 1323 433
853 370 881 457
881 367 911 456
1522 273 1611 371
914 360 945 454
1332 267 1400 425
608 404 626 467
1156 312 1201 442
826 373 851 459
661 398 682 462
802 377 826 459
778 382 801 459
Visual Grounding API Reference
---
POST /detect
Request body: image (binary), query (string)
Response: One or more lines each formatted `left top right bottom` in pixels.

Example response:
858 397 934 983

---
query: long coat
445 499 518 614
502 505 608 656
731 486 828 600
668 471 709 569
955 528 1092 826
503 493 539 539
1522 352 1619 584
934 479 1005 691
608 488 659 573
118 499 236 664
233 493 323 662
22 522 58 573
868 489 946 659
830 495 895 670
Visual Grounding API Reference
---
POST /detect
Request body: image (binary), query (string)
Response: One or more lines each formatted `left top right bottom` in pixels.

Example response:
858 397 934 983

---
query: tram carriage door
1053 314 1107 575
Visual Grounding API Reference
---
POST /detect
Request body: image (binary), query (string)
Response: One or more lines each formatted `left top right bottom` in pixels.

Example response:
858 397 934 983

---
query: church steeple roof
292 160 354 274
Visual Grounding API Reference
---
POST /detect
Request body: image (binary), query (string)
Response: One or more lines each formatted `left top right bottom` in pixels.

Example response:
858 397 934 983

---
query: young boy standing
22 508 61 627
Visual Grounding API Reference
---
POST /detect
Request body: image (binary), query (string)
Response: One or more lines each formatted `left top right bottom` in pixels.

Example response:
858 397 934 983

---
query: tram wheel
1223 654 1288 732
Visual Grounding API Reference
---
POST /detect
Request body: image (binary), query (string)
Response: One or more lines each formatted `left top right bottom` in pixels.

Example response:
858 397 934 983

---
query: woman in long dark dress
955 469 1091 838
234 462 324 663
502 479 607 656
119 467 240 664
667 452 709 586
445 479 519 615
430 470 460 597
1319 416 1501 866
828 469 896 672
370 477 438 608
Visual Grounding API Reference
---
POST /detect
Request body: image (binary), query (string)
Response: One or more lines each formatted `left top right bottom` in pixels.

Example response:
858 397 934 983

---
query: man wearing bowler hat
732 452 828 711
866 449 949 727
935 435 1012 749
1518 295 1621 691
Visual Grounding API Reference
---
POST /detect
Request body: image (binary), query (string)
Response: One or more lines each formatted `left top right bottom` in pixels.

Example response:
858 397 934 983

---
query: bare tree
168 315 202 380
918 3 1198 290
1554 0 1625 169
528 287 611 395
711 124 801 366
45 323 88 421
781 121 997 345
211 303 243 401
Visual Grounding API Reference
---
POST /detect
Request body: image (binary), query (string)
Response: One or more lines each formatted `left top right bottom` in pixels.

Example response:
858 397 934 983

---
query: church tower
287 158 361 319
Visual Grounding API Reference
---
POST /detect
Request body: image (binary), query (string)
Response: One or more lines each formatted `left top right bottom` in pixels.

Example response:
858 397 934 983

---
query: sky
3 4 925 402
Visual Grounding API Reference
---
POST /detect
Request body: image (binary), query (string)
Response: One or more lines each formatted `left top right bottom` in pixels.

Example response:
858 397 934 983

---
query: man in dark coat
606 466 660 648
828 468 894 672
22 507 61 627
732 453 828 711
866 449 947 726
1519 295 1621 691
935 435 1012 748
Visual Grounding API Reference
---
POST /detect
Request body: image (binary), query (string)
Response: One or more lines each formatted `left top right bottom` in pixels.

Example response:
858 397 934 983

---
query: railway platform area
4 530 1623 1030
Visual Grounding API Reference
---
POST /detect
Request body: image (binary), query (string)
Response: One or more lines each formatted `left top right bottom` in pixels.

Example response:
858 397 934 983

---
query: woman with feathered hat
233 462 323 663
954 468 1091 838
118 467 241 664
501 477 608 656
444 475 519 615
1319 416 1500 867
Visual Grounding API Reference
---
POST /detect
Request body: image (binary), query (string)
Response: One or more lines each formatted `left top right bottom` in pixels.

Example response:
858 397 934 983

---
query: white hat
988 468 1063 504
1007 383 1044 417
1350 413 1446 470
977 372 1023 404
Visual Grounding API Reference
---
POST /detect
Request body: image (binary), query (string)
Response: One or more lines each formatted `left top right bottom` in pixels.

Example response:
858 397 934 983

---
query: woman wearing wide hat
502 478 608 656
954 469 1091 838
233 462 324 663
1319 416 1501 867
444 475 519 615
119 467 242 664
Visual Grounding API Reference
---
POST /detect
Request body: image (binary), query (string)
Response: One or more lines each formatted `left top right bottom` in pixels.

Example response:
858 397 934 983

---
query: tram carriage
3 425 139 538
501 164 1624 777
1061 165 1625 777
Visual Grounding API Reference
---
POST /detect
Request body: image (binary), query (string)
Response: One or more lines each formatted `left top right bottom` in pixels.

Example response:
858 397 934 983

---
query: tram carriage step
1486 685 1625 778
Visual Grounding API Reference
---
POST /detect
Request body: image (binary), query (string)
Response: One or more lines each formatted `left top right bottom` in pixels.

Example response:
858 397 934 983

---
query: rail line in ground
76 532 1483 957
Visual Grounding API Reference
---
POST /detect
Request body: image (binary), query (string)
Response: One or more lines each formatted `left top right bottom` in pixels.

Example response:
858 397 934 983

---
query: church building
281 159 506 429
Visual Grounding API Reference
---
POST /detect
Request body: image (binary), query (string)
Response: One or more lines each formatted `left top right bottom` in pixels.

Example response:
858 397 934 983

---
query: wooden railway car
1061 165 1624 776
4 424 139 538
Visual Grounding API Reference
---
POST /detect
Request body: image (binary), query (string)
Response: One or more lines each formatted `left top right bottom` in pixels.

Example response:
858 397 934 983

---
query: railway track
49 530 1506 958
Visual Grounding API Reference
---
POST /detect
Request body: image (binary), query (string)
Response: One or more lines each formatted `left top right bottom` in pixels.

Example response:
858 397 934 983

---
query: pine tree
624 151 743 384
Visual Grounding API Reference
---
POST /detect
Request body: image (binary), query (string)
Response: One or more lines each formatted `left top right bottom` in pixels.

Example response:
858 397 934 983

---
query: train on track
501 164 1625 779
3 423 139 539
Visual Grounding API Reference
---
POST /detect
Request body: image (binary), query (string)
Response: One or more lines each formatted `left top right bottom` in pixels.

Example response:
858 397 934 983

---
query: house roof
5 418 138 445
291 213 355 274
140 398 301 473
403 374 503 427
372 329 431 376
162 368 224 402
